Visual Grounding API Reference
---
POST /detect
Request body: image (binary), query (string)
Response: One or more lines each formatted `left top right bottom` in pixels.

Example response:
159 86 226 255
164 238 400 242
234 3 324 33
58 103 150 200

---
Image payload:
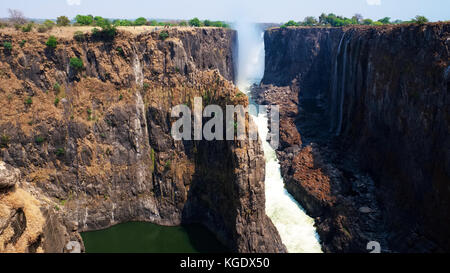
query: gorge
0 21 449 253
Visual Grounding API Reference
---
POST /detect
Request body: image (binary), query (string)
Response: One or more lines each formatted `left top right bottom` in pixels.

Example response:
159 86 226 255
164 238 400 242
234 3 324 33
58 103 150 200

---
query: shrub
43 20 55 29
0 134 10 148
165 160 171 170
21 23 33 32
19 40 26 47
116 47 124 56
143 82 150 91
91 23 117 40
24 96 32 105
54 82 61 92
178 21 187 26
57 16 70 26
73 31 86 42
69 57 83 71
55 148 65 156
35 136 45 144
54 97 60 106
282 20 300 27
2 42 12 51
46 35 58 48
37 25 49 33
159 31 169 40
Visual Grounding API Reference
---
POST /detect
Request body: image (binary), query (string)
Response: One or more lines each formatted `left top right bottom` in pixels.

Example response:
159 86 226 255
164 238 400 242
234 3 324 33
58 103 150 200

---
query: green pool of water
81 222 228 253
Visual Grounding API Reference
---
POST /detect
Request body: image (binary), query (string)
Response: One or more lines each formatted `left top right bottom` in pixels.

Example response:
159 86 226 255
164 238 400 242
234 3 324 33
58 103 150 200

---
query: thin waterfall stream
235 23 322 253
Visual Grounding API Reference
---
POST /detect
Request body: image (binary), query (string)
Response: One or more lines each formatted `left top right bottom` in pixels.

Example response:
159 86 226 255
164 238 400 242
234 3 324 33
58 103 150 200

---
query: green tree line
281 14 430 28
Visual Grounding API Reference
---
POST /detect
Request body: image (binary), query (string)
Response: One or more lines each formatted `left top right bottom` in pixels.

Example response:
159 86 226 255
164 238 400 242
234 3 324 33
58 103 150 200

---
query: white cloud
67 0 81 6
366 0 381 5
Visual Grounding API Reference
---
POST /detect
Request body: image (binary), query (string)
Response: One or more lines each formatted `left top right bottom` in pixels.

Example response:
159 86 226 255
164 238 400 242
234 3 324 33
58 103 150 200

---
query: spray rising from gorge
234 21 323 253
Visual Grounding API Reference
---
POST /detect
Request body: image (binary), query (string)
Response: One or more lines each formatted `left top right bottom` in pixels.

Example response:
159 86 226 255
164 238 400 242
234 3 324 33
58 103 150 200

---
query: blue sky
0 0 449 23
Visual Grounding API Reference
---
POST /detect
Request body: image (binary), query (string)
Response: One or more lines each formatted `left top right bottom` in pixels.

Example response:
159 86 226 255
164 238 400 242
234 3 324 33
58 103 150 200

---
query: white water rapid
235 22 323 253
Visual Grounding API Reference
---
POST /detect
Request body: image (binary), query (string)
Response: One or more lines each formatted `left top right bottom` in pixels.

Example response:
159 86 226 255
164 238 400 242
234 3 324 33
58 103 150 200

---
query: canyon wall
258 24 449 252
0 28 285 253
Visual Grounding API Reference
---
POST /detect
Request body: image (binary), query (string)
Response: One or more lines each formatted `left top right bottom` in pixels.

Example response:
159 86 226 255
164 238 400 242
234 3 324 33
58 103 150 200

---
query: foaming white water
235 23 323 253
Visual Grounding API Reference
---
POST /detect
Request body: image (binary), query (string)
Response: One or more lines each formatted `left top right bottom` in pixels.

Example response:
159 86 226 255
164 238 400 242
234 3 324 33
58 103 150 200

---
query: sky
0 0 449 23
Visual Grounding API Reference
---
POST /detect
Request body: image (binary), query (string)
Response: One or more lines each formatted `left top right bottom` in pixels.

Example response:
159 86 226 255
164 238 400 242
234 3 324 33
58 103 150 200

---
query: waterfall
235 23 322 253
336 34 349 136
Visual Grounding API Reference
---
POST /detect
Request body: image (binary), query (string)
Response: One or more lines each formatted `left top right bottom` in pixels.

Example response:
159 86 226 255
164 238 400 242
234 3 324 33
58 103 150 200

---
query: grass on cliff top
0 25 225 39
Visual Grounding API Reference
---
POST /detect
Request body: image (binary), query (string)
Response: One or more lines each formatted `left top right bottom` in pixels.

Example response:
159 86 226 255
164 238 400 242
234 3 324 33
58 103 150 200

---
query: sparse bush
55 148 65 157
69 57 84 71
116 47 124 56
43 20 55 29
165 160 171 170
19 40 26 47
35 136 45 144
143 82 150 91
57 16 70 27
2 42 12 51
37 25 49 33
178 21 187 26
0 134 10 148
24 96 33 105
159 31 169 40
54 82 61 92
21 23 33 32
91 23 117 40
54 97 60 106
46 35 58 48
74 31 86 42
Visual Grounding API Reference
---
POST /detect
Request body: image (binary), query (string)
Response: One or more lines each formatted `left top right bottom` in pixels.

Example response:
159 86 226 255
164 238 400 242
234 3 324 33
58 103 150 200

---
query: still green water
81 222 228 253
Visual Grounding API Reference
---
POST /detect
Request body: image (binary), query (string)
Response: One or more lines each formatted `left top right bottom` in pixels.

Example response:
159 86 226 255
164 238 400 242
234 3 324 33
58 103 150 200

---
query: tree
319 13 328 25
303 16 318 26
378 17 391 24
203 20 211 26
43 20 55 29
134 17 147 26
56 16 70 26
352 13 363 24
363 19 374 25
189 18 201 27
412 15 429 24
75 15 94 26
8 9 27 25
282 20 299 27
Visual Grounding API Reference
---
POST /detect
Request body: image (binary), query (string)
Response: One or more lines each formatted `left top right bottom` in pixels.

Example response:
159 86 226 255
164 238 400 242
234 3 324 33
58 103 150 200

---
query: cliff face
258 23 449 252
0 28 285 253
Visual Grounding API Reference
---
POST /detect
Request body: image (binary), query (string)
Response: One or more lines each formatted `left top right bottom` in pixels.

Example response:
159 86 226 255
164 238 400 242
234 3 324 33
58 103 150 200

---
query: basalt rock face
0 28 285 253
258 24 449 252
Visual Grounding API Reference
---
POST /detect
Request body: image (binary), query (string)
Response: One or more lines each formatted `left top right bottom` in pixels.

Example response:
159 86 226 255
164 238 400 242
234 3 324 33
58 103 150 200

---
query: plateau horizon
170 97 280 149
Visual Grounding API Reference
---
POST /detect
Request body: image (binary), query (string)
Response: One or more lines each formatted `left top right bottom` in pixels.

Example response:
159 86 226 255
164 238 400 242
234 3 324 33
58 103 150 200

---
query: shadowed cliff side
256 23 449 252
0 28 285 253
